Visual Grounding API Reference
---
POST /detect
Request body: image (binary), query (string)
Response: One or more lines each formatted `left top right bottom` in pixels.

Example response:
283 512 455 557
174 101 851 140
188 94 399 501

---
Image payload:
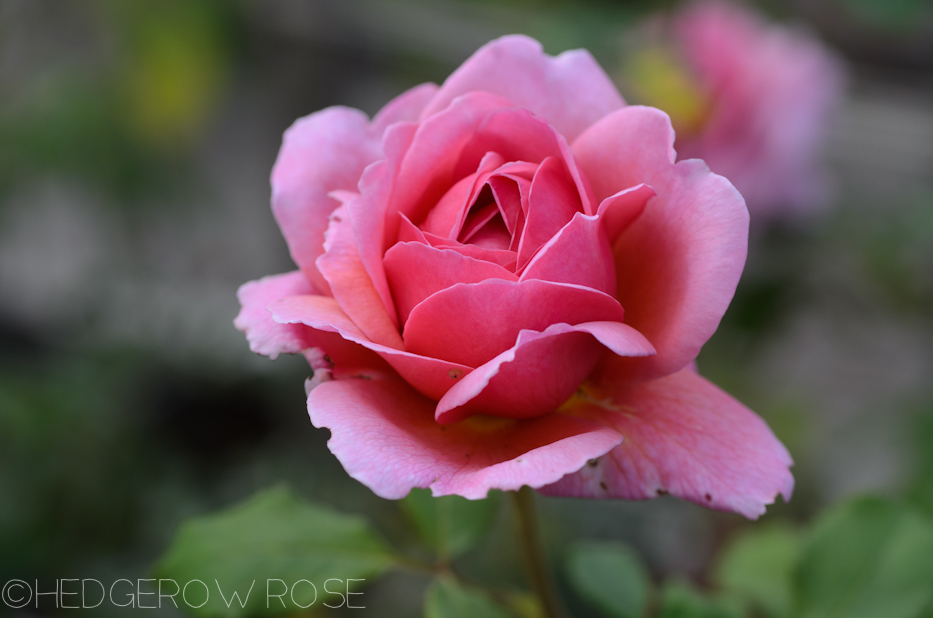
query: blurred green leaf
908 404 933 516
565 541 651 618
154 485 394 617
425 577 514 618
504 590 545 618
657 581 746 618
713 524 801 618
841 0 931 29
401 488 498 560
795 496 933 618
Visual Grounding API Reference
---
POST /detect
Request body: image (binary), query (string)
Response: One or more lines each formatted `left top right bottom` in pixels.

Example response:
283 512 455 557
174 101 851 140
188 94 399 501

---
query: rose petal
235 270 318 359
541 367 794 520
271 108 382 294
422 231 518 271
517 156 585 270
308 377 625 499
596 183 656 240
371 82 439 135
316 206 405 350
456 109 596 216
573 106 748 380
436 321 656 424
397 212 429 244
383 241 517 326
487 175 525 236
403 279 626 368
464 214 511 250
234 271 388 374
270 294 471 402
420 152 506 239
390 92 517 236
519 185 656 294
344 122 420 330
460 203 500 243
673 1 844 216
421 35 624 142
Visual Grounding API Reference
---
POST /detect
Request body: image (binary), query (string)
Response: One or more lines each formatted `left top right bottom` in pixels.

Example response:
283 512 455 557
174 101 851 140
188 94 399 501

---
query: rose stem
510 486 568 618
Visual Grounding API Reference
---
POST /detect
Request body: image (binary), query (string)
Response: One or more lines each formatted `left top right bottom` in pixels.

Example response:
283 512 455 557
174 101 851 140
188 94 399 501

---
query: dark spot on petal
705 493 712 502
449 369 463 379
656 488 668 496
440 426 446 431
599 481 608 491
323 354 334 368
587 459 599 468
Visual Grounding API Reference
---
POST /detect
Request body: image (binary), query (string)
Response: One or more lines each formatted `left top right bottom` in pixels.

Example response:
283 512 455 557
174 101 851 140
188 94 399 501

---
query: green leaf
841 0 930 29
153 486 394 617
565 541 651 618
401 488 498 560
907 406 933 517
713 524 801 618
657 581 746 618
795 496 933 618
424 577 514 618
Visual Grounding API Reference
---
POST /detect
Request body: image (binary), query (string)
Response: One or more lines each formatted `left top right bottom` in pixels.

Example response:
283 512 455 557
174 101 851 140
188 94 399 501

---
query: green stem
510 486 568 618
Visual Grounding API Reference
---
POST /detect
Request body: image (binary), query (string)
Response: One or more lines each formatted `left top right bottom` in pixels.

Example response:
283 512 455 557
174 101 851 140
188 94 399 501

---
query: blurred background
1 0 932 616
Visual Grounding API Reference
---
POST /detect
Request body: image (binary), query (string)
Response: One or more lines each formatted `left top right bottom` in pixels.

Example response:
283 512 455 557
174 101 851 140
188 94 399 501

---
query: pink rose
235 35 793 519
626 1 845 220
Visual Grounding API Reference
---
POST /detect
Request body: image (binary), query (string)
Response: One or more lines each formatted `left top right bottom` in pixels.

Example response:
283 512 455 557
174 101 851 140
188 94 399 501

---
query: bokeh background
1 0 932 615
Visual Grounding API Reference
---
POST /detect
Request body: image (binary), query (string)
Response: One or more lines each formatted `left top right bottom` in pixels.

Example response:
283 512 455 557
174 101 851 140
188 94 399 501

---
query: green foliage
425 576 515 618
154 486 394 617
0 354 149 577
656 581 745 618
839 0 931 29
907 403 933 516
401 488 499 560
713 524 801 618
565 541 651 618
794 496 933 618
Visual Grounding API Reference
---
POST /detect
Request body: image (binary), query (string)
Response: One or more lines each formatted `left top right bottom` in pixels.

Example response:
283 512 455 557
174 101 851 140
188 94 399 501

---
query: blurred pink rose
627 1 845 220
235 35 793 518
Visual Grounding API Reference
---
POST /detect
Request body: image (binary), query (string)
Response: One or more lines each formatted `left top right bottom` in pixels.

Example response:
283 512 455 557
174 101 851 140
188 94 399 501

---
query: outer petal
421 35 624 142
308 378 625 499
436 322 656 424
573 106 748 380
344 122 420 330
271 108 382 294
316 206 405 350
403 279 626 368
371 82 439 135
235 271 318 359
270 295 470 402
541 367 794 520
234 271 388 374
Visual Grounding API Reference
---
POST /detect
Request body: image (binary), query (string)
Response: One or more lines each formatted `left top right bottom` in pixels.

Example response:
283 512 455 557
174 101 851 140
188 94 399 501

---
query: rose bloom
236 35 793 519
623 1 845 220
